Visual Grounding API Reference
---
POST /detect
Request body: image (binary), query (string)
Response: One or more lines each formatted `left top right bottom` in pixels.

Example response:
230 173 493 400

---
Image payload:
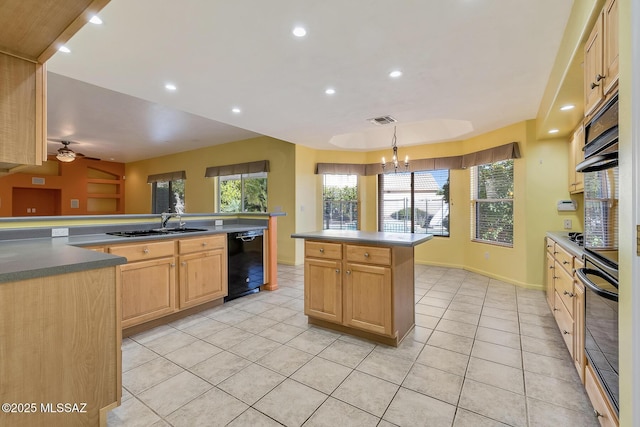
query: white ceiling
46 0 574 163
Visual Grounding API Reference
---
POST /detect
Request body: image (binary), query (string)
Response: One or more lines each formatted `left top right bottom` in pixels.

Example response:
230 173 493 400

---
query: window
219 172 267 213
152 179 185 214
471 159 514 246
323 174 358 230
378 170 450 236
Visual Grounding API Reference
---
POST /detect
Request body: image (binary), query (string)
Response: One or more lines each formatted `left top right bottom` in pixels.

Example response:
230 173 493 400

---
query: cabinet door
603 0 619 95
304 258 342 323
584 13 604 115
554 291 574 359
179 248 227 309
545 252 555 311
569 125 584 193
344 263 392 336
574 280 586 383
119 257 177 328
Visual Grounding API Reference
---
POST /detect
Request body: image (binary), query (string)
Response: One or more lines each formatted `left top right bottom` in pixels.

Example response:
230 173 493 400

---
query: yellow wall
296 121 580 288
125 136 298 264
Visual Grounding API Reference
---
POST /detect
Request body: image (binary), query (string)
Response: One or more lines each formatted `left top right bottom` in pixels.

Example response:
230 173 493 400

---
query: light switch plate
563 219 572 230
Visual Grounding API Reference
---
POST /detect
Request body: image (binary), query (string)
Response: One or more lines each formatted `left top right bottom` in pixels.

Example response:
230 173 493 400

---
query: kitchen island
291 230 432 346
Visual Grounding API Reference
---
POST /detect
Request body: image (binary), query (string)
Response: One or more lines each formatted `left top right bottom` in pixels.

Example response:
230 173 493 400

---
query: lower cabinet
304 258 342 323
585 363 618 427
107 234 229 328
303 240 413 346
179 248 227 309
343 262 392 336
119 257 177 328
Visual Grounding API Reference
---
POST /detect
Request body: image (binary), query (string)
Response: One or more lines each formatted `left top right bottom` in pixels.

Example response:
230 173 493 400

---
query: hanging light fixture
56 141 76 162
381 126 409 173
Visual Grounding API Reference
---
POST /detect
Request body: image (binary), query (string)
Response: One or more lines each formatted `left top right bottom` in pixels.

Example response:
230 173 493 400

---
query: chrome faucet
161 211 180 229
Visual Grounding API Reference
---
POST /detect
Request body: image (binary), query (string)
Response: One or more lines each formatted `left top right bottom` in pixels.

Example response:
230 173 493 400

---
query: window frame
470 159 514 247
322 174 359 230
378 170 450 236
217 171 268 213
151 179 185 214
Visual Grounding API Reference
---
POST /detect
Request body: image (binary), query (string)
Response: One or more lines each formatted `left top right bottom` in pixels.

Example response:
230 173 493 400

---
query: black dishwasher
225 230 264 301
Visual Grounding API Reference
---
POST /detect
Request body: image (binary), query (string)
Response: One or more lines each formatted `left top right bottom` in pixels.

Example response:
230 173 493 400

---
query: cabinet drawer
554 291 574 358
179 234 226 254
305 241 342 260
346 245 391 266
585 362 618 427
554 244 574 274
109 240 175 262
545 237 555 254
554 264 575 317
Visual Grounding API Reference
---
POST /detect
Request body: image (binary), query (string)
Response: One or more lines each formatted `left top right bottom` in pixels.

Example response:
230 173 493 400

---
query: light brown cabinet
568 124 584 193
545 236 585 376
110 242 178 328
178 235 227 309
584 0 618 116
107 235 229 328
303 239 414 346
585 363 619 427
0 53 46 174
602 0 619 96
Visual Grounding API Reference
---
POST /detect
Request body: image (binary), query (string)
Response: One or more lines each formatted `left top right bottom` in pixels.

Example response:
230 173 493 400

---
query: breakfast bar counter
291 230 432 346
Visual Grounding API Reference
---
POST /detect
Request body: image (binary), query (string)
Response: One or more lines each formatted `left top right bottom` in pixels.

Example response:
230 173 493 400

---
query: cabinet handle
335 269 340 273
346 270 351 275
563 260 570 265
563 290 575 298
553 276 559 280
181 262 186 266
590 81 600 89
170 263 175 267
549 265 554 269
202 242 207 246
553 308 559 311
319 248 324 253
563 330 570 335
594 409 603 418
364 252 369 258
546 244 552 248
143 248 149 254
595 74 605 82
553 251 559 255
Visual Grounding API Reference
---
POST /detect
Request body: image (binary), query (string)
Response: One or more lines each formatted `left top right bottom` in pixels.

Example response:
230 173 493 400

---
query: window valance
205 160 270 177
147 170 186 183
316 142 520 175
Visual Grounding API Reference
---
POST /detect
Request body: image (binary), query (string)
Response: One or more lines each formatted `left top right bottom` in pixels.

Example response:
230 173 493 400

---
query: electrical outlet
215 220 223 226
563 219 572 230
51 228 69 237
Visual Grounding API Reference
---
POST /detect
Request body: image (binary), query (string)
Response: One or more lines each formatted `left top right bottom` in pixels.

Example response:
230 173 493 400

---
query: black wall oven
576 93 619 415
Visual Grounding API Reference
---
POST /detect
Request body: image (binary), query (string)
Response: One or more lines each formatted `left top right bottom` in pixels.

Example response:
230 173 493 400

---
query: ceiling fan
49 139 100 162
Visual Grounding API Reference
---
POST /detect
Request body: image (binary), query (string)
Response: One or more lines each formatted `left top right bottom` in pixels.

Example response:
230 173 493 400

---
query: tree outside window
219 172 267 213
323 174 358 230
471 159 514 245
152 179 185 214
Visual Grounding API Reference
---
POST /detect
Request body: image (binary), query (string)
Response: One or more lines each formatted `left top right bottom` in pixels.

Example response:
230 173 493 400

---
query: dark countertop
291 230 433 247
0 224 266 284
546 231 585 259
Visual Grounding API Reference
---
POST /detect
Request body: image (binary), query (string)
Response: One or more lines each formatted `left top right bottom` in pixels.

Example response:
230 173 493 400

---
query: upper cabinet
602 0 619 95
0 0 110 175
568 123 584 194
584 0 618 117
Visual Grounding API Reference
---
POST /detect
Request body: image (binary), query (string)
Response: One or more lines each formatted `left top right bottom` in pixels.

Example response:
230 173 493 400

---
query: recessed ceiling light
292 26 307 37
389 70 403 78
548 129 559 134
232 107 241 114
164 83 177 91
58 46 71 53
325 88 336 95
89 15 103 25
560 104 575 111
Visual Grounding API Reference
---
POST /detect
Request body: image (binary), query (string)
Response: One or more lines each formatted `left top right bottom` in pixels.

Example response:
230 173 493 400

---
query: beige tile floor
108 264 599 427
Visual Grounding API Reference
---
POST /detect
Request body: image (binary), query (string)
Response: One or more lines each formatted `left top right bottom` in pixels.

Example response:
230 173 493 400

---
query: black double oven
575 93 619 415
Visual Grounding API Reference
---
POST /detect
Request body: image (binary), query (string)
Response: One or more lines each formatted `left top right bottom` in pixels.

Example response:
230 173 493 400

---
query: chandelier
381 126 409 173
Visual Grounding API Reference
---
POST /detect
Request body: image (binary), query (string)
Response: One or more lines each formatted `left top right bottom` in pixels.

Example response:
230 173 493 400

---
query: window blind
471 159 514 246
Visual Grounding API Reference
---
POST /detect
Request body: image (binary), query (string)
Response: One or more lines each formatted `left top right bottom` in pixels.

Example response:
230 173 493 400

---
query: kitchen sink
106 227 207 237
